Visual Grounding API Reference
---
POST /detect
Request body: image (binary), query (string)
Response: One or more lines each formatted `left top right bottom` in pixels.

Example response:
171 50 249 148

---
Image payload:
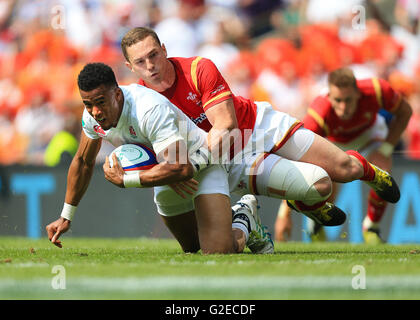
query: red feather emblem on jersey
129 126 137 138
93 125 106 136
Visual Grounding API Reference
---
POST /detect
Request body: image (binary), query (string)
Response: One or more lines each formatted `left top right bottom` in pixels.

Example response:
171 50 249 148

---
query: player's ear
161 43 167 57
124 60 134 73
115 86 123 100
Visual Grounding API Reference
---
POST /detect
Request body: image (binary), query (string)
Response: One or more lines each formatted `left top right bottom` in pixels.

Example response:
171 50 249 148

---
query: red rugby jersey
303 78 402 143
138 56 257 140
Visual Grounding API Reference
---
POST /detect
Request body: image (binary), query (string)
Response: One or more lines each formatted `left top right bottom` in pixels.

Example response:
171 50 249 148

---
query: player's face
125 36 168 83
328 85 361 120
80 85 123 130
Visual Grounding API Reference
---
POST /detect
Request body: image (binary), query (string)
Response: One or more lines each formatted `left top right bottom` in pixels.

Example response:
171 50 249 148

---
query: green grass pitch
1 237 420 300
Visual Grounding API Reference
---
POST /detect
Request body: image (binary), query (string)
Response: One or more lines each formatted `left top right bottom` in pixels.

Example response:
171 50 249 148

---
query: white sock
232 222 249 242
363 216 379 230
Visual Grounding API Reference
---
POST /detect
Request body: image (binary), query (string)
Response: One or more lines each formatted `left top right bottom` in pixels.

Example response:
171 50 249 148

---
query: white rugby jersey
82 84 207 158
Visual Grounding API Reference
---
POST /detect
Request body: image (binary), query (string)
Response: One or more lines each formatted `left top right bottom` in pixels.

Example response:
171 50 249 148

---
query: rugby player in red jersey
275 68 412 243
121 27 401 249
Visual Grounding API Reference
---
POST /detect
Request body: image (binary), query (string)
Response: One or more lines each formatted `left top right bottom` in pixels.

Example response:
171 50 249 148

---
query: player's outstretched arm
64 131 102 205
46 131 102 248
385 99 412 148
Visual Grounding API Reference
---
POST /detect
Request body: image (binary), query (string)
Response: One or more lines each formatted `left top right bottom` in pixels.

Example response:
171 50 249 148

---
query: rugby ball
109 144 157 173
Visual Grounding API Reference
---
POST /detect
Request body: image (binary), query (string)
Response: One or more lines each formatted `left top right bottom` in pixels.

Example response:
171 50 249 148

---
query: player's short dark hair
77 62 118 91
121 27 161 62
328 68 357 89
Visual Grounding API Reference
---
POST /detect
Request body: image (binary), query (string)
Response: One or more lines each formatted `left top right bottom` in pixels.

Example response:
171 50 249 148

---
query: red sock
345 150 375 181
367 189 387 223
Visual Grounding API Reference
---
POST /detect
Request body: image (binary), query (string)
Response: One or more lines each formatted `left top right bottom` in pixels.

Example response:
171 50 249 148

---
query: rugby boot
364 164 400 203
362 216 384 244
232 195 274 254
307 220 326 242
363 227 384 245
286 200 347 227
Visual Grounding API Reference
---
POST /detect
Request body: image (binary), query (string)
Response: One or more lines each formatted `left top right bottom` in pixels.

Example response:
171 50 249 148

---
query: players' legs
362 144 392 243
278 128 364 182
160 211 200 253
193 191 271 254
247 152 345 226
155 166 247 254
306 181 340 240
194 193 244 254
367 147 392 217
272 121 398 241
154 184 202 252
192 165 246 254
275 181 343 242
250 153 332 204
159 195 246 254
278 127 400 204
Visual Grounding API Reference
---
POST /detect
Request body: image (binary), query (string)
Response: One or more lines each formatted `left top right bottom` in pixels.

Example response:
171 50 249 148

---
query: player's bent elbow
226 120 239 131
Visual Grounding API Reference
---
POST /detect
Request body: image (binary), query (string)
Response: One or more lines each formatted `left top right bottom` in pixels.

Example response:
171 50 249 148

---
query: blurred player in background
120 27 401 231
275 68 412 244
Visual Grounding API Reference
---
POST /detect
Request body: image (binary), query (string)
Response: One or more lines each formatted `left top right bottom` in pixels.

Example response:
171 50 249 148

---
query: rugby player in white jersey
45 62 273 254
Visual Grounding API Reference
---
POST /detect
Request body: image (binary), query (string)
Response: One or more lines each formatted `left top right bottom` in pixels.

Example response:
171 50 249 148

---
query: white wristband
61 203 77 221
189 147 211 173
378 142 394 157
123 173 142 188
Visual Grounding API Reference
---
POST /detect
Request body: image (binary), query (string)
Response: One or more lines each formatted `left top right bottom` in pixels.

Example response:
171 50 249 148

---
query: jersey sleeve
303 96 330 137
194 57 233 111
376 78 402 113
140 101 185 157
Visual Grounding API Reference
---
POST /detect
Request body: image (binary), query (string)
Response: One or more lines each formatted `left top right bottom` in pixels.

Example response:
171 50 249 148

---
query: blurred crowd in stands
0 0 419 165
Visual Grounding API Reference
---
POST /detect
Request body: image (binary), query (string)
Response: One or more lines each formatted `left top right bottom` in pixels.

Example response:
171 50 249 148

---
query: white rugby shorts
227 101 314 195
154 164 229 216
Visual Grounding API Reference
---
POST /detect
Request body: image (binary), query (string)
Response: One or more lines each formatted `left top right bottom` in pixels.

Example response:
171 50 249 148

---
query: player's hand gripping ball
109 144 157 173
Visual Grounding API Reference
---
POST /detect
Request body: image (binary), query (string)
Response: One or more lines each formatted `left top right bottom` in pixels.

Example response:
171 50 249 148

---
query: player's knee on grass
174 235 200 253
199 233 236 254
200 244 236 255
255 155 331 204
198 228 237 254
194 194 236 254
160 212 201 253
181 242 201 253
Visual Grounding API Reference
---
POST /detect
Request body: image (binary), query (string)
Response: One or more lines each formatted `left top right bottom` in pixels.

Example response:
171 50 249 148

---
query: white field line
2 275 420 292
